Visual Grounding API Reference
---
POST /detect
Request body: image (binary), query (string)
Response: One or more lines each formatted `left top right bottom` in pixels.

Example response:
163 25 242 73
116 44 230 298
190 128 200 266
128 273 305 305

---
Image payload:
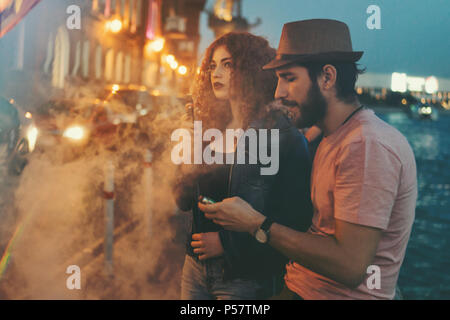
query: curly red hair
192 32 277 130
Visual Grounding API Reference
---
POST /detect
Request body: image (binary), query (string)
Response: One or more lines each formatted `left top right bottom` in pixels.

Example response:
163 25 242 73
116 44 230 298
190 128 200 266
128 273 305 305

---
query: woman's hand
191 232 224 260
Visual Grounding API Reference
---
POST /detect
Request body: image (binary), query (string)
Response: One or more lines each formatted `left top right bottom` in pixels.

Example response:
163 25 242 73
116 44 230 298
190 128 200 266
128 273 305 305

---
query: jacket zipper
223 147 235 282
227 163 233 197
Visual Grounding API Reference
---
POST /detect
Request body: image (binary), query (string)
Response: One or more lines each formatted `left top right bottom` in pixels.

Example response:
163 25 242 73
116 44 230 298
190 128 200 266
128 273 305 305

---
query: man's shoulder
342 109 414 163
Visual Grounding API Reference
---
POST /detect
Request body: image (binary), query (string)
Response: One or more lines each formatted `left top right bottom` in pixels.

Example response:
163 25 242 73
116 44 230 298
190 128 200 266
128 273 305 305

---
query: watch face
255 229 268 243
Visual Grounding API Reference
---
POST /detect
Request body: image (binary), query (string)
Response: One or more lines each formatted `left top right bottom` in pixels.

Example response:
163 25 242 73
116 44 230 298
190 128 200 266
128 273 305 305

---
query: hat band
273 51 363 63
275 52 358 60
275 53 309 60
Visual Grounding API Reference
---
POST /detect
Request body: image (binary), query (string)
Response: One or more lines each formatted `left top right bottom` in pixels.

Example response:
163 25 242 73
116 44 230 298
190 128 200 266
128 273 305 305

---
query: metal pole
104 160 115 277
144 150 153 237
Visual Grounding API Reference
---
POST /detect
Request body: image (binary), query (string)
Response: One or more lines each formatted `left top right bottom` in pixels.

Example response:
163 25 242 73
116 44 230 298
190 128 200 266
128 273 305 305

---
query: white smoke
0 83 192 299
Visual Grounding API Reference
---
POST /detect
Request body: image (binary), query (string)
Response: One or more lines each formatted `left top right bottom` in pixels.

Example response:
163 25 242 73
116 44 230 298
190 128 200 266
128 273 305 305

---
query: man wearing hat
199 19 417 299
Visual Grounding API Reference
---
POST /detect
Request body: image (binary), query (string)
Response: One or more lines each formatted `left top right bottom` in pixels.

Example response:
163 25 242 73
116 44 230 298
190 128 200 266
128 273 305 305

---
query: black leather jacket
174 111 313 281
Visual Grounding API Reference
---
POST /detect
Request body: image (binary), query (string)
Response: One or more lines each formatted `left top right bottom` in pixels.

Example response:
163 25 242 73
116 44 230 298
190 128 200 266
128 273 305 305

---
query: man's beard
283 81 328 129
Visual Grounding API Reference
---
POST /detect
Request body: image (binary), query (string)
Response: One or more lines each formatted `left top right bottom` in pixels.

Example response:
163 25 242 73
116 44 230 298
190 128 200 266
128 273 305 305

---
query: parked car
100 84 185 124
408 103 439 121
0 97 37 174
33 85 184 161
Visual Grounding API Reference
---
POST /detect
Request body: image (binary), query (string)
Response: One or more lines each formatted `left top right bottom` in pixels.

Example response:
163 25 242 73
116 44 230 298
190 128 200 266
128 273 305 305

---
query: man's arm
199 197 382 288
200 138 400 288
268 218 381 288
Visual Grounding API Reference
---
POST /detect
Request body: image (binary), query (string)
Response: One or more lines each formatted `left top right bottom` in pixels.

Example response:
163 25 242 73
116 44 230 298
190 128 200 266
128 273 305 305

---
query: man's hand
191 232 224 260
198 196 266 234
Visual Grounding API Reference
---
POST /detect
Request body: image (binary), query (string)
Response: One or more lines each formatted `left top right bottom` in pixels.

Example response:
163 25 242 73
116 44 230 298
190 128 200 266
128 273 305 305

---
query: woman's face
210 45 233 101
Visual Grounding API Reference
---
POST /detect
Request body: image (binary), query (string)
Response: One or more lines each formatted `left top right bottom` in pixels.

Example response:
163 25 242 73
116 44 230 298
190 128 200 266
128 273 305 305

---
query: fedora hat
263 19 363 70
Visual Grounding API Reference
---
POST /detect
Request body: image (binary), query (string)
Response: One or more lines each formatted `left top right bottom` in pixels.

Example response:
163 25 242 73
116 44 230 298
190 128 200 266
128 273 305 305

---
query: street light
63 126 86 141
148 38 165 53
170 61 179 70
166 54 175 64
178 65 187 75
106 19 123 33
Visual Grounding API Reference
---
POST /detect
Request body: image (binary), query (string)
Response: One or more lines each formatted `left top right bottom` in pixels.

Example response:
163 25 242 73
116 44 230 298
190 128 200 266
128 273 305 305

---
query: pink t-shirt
285 109 417 299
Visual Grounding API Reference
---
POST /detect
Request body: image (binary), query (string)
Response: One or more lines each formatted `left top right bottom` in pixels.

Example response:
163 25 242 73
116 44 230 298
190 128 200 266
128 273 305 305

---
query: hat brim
263 51 364 70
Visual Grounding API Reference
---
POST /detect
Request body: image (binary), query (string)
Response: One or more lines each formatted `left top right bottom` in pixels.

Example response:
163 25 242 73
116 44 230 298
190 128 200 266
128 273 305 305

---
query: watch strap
260 217 274 232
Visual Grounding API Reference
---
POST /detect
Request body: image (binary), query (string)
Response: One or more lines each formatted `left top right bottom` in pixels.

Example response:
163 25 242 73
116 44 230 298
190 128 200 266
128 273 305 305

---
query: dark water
374 107 450 300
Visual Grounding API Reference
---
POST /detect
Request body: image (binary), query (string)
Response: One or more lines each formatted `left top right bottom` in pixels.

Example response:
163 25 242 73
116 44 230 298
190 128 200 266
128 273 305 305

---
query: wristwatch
254 217 274 244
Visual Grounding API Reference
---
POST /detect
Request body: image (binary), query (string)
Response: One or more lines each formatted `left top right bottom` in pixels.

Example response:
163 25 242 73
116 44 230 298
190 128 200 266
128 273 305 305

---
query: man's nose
275 80 287 100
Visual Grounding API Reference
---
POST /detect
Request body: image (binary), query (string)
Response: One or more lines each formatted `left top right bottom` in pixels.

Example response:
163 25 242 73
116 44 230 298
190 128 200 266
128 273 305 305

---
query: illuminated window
72 41 81 76
43 32 54 74
95 45 103 80
143 60 158 87
52 26 70 89
115 51 124 83
92 0 99 12
82 40 90 78
105 49 115 81
124 55 131 83
115 0 121 15
123 0 130 30
130 0 137 33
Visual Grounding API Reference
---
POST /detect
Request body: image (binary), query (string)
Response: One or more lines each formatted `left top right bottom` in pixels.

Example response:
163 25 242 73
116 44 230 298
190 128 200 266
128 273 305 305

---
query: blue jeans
180 254 270 300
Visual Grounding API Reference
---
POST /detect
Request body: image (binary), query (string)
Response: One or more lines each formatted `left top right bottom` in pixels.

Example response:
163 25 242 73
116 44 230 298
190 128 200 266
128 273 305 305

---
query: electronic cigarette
200 196 216 205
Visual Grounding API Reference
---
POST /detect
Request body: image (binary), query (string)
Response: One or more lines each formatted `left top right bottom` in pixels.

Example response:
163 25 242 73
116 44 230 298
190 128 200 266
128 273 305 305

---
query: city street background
0 0 449 299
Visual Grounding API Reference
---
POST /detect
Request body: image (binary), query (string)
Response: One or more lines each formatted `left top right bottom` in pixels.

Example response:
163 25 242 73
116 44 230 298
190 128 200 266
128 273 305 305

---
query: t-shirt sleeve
334 139 401 230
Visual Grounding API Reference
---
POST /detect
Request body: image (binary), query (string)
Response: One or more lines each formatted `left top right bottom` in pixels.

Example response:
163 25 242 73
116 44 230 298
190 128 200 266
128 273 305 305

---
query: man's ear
320 64 337 91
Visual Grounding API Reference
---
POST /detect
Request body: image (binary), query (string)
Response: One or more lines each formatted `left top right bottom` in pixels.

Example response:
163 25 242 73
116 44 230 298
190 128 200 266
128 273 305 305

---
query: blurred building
0 0 207 110
356 72 450 109
0 0 153 109
207 0 260 38
142 0 206 94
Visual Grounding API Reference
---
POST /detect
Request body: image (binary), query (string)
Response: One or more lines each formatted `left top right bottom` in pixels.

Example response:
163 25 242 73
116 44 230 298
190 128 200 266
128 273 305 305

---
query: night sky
199 0 450 78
